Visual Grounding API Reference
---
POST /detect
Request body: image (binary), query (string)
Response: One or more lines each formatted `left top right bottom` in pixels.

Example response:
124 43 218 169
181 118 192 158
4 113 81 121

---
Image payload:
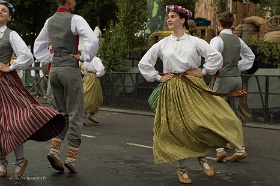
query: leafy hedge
250 40 280 68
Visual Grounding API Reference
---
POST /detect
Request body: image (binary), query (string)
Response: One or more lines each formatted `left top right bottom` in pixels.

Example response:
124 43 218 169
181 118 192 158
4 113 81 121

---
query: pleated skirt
0 71 65 157
153 75 244 164
83 73 103 115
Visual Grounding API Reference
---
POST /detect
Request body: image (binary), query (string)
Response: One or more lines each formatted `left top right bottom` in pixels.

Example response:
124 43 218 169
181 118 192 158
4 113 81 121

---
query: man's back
218 33 241 77
48 12 77 67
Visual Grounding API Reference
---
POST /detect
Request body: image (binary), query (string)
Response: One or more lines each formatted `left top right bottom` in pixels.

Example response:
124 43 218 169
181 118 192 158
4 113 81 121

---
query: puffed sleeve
33 19 53 63
238 38 255 71
93 57 105 77
193 37 223 75
72 15 99 62
138 42 162 82
10 31 34 70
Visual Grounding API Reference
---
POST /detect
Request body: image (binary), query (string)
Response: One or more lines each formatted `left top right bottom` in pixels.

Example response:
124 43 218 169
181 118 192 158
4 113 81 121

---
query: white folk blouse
83 57 105 77
33 14 99 64
138 33 223 82
210 29 255 72
0 26 34 71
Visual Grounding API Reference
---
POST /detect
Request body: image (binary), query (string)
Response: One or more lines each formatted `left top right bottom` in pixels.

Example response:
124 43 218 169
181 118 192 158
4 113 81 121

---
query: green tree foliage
99 0 148 72
250 40 280 68
99 24 127 72
76 0 118 31
7 0 52 49
258 0 280 16
7 0 118 50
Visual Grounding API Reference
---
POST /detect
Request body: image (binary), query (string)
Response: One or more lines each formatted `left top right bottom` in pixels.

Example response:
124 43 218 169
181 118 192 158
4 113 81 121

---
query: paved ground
1 98 280 186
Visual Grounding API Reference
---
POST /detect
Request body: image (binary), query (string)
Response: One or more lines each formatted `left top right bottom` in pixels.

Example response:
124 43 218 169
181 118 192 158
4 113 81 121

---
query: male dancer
34 0 99 172
210 11 255 162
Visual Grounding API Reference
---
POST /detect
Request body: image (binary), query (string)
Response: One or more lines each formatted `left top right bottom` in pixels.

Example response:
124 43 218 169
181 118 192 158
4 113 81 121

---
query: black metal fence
23 68 280 125
100 72 280 125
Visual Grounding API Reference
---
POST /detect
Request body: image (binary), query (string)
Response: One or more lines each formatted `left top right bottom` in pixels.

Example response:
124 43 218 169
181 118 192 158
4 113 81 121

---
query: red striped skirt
0 71 65 156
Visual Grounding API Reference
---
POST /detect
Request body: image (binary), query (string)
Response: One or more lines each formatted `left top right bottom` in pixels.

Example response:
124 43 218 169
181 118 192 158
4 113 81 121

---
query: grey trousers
213 76 242 115
50 67 84 148
47 77 57 110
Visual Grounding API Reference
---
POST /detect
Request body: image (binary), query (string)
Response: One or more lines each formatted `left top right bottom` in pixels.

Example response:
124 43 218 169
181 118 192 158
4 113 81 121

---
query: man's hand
159 73 174 83
70 53 83 61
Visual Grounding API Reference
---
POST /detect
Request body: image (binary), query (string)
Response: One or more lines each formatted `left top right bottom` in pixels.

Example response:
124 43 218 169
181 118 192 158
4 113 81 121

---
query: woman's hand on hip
159 73 174 83
187 69 203 78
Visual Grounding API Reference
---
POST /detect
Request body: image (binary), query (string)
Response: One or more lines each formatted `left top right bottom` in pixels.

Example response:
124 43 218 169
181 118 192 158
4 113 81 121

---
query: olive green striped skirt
153 75 244 164
83 73 103 115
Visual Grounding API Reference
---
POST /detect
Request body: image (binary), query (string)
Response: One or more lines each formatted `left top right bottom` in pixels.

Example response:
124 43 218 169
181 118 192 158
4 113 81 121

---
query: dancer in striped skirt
80 56 105 126
0 1 65 178
138 5 246 184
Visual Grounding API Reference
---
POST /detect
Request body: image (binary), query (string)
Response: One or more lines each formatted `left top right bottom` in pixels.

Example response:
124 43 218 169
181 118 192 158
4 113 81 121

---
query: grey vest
47 12 78 67
0 28 13 64
218 33 241 77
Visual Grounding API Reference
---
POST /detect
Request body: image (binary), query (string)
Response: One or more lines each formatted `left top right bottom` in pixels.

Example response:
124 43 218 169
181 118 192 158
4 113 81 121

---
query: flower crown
0 0 15 14
166 5 192 18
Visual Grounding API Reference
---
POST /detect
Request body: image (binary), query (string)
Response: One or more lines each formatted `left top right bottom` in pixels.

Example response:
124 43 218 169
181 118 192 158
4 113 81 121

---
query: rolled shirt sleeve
138 43 162 82
194 37 223 75
34 15 99 63
238 39 255 71
33 19 53 63
72 15 99 62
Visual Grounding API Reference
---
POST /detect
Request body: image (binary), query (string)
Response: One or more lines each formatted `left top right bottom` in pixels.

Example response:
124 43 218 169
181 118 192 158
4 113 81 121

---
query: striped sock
50 138 62 159
65 146 79 166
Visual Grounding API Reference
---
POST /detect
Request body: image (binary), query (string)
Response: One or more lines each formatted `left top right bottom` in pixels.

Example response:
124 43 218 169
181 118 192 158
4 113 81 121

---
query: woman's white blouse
138 34 223 82
0 26 34 71
83 57 105 77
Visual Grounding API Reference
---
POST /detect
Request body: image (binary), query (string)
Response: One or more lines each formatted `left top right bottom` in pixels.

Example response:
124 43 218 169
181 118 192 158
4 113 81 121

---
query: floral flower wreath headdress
0 0 15 14
166 5 192 18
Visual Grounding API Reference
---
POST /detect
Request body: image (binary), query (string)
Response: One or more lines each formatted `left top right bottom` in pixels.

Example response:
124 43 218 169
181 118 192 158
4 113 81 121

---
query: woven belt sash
148 73 248 112
174 73 247 98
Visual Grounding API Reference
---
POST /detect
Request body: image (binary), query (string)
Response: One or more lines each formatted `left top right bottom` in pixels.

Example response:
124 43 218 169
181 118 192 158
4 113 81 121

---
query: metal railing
23 69 280 125
100 72 280 125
